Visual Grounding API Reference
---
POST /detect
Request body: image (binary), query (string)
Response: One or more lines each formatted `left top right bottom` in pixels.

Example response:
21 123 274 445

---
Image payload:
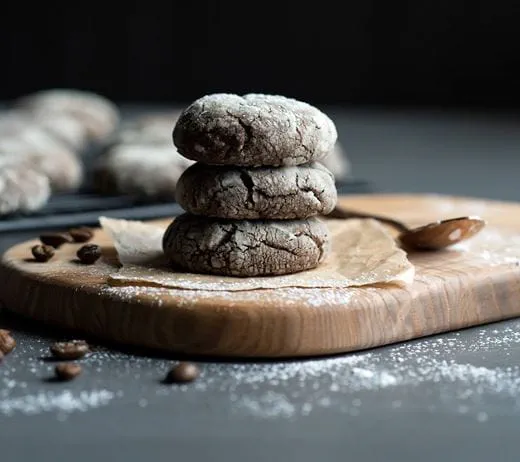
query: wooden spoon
327 206 486 250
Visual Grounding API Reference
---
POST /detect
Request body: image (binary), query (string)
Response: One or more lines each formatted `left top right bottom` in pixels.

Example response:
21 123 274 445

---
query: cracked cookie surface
163 214 329 277
176 162 337 219
173 93 337 166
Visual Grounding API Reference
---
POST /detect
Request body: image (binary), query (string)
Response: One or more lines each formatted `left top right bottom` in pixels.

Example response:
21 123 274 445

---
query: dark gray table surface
2 107 520 462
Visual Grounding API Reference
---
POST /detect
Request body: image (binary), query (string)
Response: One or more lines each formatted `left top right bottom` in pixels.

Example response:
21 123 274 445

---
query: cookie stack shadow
162 93 339 277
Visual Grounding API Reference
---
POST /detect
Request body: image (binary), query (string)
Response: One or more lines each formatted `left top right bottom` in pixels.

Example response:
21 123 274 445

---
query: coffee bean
0 329 16 355
69 227 94 243
76 244 102 264
165 362 200 384
55 363 82 381
40 232 74 248
31 244 55 262
50 340 90 360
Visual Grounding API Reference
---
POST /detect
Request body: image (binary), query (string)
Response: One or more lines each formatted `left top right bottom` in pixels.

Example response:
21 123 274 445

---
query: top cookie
173 93 337 166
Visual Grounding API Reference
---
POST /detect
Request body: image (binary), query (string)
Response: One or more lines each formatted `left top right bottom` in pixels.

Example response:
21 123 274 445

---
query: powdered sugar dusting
2 310 520 423
233 392 296 419
0 329 119 419
0 389 114 416
184 322 520 421
454 226 520 266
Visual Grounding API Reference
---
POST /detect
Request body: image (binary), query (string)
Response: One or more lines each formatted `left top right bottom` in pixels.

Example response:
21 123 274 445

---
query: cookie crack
295 171 323 205
213 223 238 250
239 170 256 207
295 230 324 260
299 186 322 205
226 111 253 153
253 185 323 202
238 228 299 256
243 240 300 256
204 223 237 270
264 240 299 255
295 126 311 154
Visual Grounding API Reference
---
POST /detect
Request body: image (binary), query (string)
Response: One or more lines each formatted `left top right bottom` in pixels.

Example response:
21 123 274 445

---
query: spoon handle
326 206 410 234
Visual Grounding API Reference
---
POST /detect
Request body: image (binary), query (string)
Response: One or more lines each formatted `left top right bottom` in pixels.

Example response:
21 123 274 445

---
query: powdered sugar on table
2 311 520 423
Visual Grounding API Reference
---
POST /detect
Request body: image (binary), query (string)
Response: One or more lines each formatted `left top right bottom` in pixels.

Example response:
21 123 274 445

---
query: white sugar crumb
235 392 296 419
191 322 520 422
454 226 520 266
0 390 114 416
0 332 123 420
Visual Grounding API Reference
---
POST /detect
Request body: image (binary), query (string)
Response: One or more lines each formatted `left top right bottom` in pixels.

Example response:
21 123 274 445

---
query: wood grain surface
1 193 520 358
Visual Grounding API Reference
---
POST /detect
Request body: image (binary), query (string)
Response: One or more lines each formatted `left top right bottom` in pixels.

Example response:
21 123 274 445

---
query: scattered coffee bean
55 363 82 381
76 244 102 264
31 244 55 262
50 340 90 360
165 362 200 384
69 227 94 243
0 329 16 355
40 232 74 248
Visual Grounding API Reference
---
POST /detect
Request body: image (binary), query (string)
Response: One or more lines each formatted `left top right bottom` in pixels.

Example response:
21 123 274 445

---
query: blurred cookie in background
93 143 194 200
29 111 90 152
0 109 88 152
0 114 83 192
0 157 51 216
110 111 181 146
93 111 195 200
14 89 121 144
321 140 351 183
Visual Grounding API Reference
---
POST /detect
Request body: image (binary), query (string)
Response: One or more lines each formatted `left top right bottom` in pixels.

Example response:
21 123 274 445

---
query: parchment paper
99 216 415 291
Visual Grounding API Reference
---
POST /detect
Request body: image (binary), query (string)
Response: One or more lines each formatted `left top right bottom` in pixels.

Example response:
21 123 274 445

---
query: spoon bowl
398 216 486 250
327 207 486 251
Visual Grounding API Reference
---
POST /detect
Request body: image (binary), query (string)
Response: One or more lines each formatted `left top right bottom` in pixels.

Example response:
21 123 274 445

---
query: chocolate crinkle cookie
0 110 89 153
14 89 120 143
163 214 329 277
173 93 337 167
93 143 194 200
175 161 337 220
0 157 51 215
30 111 90 152
0 117 83 192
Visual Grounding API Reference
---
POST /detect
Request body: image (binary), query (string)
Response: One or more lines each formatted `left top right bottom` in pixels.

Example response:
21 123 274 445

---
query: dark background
1 1 520 109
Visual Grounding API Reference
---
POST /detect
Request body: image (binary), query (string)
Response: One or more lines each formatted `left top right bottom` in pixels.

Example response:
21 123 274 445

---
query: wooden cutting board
1 193 520 358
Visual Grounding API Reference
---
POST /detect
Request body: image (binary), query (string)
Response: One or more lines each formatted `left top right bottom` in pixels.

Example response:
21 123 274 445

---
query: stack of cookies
163 93 339 278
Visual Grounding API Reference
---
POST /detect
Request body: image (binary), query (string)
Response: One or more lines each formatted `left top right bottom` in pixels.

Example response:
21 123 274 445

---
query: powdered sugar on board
99 216 415 291
453 225 520 266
